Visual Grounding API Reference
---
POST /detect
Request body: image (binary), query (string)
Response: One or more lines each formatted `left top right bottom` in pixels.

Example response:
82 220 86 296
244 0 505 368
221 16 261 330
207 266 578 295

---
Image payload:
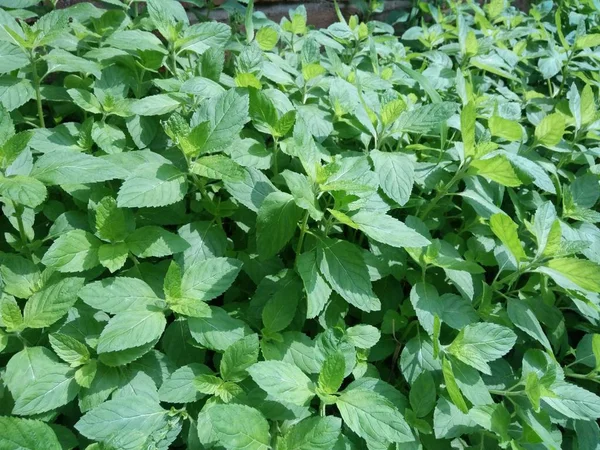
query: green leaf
543 258 600 292
0 252 40 298
189 306 249 351
507 299 552 351
195 89 250 153
98 242 129 273
336 388 414 444
534 113 565 147
281 170 323 220
0 175 47 208
351 211 430 249
542 381 600 420
409 372 436 418
370 150 414 206
489 213 527 262
32 150 128 185
96 309 166 353
206 404 270 450
247 360 315 405
49 333 90 367
0 294 23 331
23 276 84 328
489 115 522 141
280 416 342 450
42 230 101 272
158 363 211 403
220 333 260 382
345 325 381 349
442 357 469 414
191 155 245 181
79 277 161 314
180 257 242 301
12 364 79 416
448 323 517 374
256 26 278 51
461 102 476 157
67 89 102 114
130 94 181 116
75 395 168 450
95 196 135 242
316 237 380 312
470 155 522 187
126 225 189 258
117 164 188 208
0 417 62 450
296 250 331 318
256 191 303 259
318 351 345 394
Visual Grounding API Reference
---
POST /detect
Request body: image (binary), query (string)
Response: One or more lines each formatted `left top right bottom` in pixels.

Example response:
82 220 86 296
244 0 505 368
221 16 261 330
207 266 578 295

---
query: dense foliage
1 0 600 448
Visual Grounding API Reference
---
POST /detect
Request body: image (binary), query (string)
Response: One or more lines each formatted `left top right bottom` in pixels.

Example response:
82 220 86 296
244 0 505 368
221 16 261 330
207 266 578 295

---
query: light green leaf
489 213 527 262
0 175 47 208
220 334 260 382
316 237 380 312
542 381 600 420
370 150 414 206
117 163 188 208
180 257 242 301
207 404 270 450
191 155 245 181
351 211 430 249
280 416 342 450
318 352 345 394
247 360 315 405
189 306 249 351
461 102 476 157
507 299 552 350
126 225 189 258
442 357 469 413
96 310 166 353
448 323 517 374
296 250 331 319
534 113 565 147
489 115 522 141
470 155 522 187
130 94 181 116
336 388 414 444
0 416 62 450
158 363 212 403
346 325 381 349
32 150 128 185
42 230 101 272
79 277 161 314
544 258 600 292
75 395 168 450
49 333 90 367
23 276 84 328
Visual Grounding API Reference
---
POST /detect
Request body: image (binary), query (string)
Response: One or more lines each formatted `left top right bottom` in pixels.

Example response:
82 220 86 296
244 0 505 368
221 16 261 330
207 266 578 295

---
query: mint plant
1 0 600 448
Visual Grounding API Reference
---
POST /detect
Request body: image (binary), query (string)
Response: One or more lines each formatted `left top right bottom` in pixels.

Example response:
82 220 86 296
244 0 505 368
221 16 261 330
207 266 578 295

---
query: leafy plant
1 0 600 448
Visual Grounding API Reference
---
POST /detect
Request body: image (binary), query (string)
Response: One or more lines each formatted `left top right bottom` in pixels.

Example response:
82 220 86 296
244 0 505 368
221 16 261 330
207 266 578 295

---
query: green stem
296 211 310 256
418 163 466 220
319 401 326 417
12 201 30 257
272 138 279 176
30 53 45 128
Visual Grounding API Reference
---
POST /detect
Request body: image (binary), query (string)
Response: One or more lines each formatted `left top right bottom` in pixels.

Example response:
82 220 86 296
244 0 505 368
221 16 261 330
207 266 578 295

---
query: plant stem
295 211 310 256
319 401 326 417
30 52 45 128
418 163 466 220
272 138 279 176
